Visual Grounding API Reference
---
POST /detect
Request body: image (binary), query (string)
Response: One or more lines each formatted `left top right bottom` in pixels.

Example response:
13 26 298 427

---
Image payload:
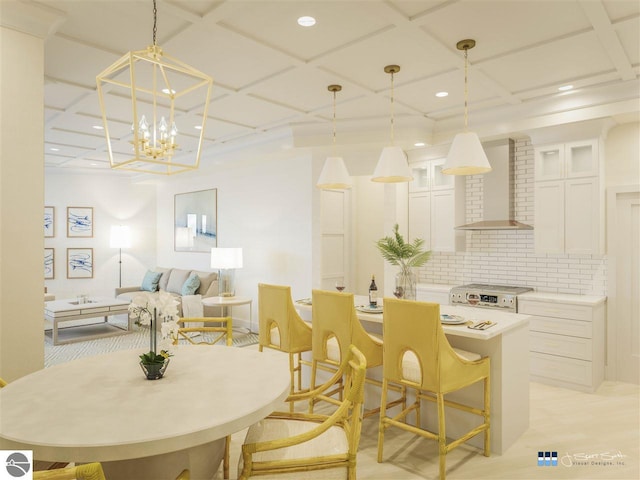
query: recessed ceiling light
414 142 425 147
435 91 448 98
297 16 316 27
162 88 176 94
92 125 104 130
558 85 573 91
50 147 60 151
194 125 202 130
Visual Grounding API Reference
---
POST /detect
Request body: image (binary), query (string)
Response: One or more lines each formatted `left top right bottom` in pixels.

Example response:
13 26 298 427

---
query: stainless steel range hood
455 138 533 231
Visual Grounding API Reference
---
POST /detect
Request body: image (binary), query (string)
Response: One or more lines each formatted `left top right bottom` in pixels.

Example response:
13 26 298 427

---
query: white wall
605 122 640 188
155 153 314 329
44 173 157 299
352 176 385 295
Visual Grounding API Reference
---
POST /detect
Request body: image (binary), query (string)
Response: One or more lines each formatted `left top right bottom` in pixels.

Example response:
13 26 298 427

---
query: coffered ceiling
10 0 640 173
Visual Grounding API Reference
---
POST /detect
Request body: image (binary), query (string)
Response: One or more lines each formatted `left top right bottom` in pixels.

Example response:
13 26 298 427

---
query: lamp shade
110 225 131 248
317 156 352 189
210 248 243 269
443 131 492 175
371 146 413 183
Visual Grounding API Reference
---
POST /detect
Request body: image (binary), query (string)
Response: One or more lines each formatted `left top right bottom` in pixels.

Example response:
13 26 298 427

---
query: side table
202 296 254 333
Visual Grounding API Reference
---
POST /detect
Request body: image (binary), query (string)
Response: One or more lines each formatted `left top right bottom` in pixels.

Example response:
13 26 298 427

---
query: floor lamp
110 225 131 288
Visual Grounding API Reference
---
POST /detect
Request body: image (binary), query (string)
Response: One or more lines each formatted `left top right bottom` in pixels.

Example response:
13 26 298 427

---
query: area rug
44 317 259 368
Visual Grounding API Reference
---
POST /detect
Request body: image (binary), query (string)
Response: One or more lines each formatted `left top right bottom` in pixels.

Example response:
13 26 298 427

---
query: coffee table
44 297 130 345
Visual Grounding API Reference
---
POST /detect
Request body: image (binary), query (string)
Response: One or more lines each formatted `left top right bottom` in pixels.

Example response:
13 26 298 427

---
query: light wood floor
223 380 639 480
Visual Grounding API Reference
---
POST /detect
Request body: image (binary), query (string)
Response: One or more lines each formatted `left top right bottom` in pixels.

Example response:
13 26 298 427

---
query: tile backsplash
416 138 607 296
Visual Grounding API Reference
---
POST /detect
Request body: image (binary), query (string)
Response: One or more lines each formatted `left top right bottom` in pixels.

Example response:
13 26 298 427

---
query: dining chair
377 298 491 480
258 283 313 411
33 462 106 480
238 344 367 479
310 289 400 418
172 294 233 346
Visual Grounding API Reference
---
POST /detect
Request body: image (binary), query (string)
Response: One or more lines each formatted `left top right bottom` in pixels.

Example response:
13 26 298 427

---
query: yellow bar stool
258 283 313 412
310 289 401 417
377 298 491 480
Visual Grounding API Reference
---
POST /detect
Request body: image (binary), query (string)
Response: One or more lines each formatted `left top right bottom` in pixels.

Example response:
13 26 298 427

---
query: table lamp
211 247 243 297
110 225 131 288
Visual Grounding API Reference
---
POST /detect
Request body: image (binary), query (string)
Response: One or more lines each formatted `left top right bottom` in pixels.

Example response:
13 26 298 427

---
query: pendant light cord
463 47 469 131
332 89 337 156
152 0 158 46
390 70 396 145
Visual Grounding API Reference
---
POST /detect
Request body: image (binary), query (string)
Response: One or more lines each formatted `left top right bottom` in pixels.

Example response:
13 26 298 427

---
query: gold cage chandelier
96 0 213 175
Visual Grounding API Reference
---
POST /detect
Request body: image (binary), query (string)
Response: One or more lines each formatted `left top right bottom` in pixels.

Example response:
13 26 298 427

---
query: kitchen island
296 298 530 454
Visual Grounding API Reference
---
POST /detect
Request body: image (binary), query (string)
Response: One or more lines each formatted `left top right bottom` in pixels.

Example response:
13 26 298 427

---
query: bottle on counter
368 275 378 307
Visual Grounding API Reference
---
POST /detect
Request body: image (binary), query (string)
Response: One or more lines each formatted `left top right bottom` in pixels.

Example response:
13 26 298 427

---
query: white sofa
115 267 221 316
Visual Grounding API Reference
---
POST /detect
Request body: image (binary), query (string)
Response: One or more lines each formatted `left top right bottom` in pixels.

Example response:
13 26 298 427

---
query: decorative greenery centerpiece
128 291 180 379
375 223 431 300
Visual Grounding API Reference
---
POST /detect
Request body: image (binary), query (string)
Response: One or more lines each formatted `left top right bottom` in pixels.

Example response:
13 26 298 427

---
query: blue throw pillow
141 270 162 292
182 273 201 296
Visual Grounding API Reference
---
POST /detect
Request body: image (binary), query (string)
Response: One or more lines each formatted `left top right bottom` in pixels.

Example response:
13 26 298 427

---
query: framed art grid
44 248 55 279
67 248 93 279
44 206 55 237
67 207 93 237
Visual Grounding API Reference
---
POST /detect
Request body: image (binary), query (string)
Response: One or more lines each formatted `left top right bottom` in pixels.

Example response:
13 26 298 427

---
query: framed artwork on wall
67 248 93 279
174 188 217 252
44 206 55 237
44 248 55 279
67 207 93 237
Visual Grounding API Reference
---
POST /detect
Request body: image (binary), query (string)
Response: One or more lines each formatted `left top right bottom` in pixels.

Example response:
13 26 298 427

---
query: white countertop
0 346 290 463
519 291 607 306
296 295 530 341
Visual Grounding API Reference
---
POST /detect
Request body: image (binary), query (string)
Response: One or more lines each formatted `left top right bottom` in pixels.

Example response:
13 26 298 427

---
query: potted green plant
375 223 431 300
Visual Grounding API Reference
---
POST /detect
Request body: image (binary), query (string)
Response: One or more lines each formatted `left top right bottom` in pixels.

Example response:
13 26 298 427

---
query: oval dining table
0 345 290 480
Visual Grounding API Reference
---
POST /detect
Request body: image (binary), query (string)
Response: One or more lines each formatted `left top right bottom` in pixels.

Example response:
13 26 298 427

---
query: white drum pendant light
317 84 351 189
443 39 491 175
372 65 413 183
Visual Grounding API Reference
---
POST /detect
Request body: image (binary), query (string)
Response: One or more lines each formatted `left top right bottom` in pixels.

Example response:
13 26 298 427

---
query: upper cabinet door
430 159 455 190
565 139 599 179
535 143 565 181
409 161 430 192
534 180 565 254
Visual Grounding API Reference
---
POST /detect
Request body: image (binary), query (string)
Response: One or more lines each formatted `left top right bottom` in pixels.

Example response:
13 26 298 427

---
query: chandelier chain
152 0 158 46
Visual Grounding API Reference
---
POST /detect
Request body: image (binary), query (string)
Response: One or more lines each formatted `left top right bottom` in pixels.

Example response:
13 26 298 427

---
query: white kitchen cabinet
408 158 464 252
519 293 606 393
408 192 431 250
409 158 453 193
534 139 599 181
534 138 604 254
431 189 455 252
